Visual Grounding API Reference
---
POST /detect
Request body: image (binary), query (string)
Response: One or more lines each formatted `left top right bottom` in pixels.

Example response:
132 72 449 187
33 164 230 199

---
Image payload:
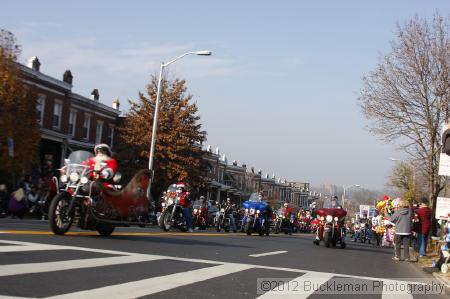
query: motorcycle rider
84 144 118 189
225 197 238 232
281 202 294 235
176 183 193 233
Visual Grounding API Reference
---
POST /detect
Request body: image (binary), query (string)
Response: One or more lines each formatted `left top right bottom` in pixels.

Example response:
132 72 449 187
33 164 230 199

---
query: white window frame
36 94 46 126
83 114 91 140
108 125 115 148
95 120 104 144
52 99 63 129
68 109 77 137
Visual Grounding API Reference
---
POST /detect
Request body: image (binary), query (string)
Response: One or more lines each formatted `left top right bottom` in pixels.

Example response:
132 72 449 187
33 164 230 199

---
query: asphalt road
0 218 446 299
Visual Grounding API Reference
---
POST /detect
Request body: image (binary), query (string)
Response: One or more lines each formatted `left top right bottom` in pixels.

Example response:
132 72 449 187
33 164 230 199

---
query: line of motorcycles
157 191 315 236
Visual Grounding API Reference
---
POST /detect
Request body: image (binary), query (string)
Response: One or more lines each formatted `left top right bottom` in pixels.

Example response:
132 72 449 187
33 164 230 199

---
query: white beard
93 154 110 171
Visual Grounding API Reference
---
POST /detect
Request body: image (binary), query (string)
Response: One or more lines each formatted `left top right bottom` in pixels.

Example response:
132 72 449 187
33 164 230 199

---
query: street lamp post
147 50 212 201
342 184 360 209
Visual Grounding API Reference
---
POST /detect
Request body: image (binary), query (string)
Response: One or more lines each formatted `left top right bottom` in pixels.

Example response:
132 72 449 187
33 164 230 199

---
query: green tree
117 75 207 198
358 13 450 212
0 29 40 186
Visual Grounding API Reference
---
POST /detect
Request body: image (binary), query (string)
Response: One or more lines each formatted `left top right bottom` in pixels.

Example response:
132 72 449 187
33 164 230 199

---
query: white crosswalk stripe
257 272 335 299
0 239 433 298
47 263 253 299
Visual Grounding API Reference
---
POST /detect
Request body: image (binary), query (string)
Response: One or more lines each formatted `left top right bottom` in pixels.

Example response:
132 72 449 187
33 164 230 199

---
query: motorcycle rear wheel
97 223 115 236
49 193 74 235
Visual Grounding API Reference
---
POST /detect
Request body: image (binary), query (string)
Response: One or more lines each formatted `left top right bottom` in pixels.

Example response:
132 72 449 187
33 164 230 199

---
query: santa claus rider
84 144 118 190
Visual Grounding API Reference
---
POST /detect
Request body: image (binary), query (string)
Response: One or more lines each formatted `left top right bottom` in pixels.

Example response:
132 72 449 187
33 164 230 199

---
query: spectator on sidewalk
8 187 27 219
390 199 413 261
415 198 432 257
0 184 8 216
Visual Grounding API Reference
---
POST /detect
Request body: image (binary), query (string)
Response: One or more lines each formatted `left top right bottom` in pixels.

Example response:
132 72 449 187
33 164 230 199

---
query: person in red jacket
84 144 118 190
415 198 433 257
176 183 193 232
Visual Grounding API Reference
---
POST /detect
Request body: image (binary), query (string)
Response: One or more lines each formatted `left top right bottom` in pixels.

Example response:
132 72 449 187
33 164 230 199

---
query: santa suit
84 155 118 187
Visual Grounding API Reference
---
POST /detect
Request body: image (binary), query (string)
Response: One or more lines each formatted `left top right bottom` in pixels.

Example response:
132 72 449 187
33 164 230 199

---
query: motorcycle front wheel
161 209 172 231
49 193 74 235
323 232 332 248
245 220 252 236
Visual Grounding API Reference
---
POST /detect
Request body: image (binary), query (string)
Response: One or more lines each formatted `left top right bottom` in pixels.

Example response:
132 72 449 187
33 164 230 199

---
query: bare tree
358 13 450 212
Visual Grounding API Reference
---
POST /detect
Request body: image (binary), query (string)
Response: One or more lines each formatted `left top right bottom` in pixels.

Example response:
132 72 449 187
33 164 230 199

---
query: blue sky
2 1 449 190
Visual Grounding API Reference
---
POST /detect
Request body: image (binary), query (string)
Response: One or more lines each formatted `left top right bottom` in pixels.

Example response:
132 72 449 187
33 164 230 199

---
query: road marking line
0 255 164 277
47 263 253 299
381 279 414 299
0 239 431 287
249 251 288 257
0 245 69 253
257 272 334 299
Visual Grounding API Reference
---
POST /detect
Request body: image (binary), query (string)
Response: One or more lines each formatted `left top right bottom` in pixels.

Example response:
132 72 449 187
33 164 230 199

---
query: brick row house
21 57 121 172
202 145 312 209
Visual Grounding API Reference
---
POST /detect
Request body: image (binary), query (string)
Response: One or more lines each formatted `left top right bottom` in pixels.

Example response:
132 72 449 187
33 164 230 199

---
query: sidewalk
416 253 450 288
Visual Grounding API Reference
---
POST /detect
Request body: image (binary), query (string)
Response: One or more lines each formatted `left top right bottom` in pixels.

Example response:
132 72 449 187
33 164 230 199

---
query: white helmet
283 203 288 207
94 143 112 156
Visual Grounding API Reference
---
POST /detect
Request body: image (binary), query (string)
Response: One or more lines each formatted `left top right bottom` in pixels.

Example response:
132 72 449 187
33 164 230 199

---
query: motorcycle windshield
323 198 341 209
67 150 93 164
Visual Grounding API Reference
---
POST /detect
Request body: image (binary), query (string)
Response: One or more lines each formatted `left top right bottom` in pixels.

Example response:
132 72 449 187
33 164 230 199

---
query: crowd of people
0 173 57 220
349 195 449 269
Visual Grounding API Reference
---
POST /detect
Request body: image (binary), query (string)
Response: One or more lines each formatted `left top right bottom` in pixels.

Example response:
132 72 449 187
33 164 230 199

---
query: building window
68 110 77 136
83 114 91 140
52 101 63 129
36 95 45 126
95 121 103 144
107 125 115 148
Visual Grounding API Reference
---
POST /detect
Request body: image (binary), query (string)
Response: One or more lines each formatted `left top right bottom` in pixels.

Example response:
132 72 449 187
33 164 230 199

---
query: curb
432 272 450 288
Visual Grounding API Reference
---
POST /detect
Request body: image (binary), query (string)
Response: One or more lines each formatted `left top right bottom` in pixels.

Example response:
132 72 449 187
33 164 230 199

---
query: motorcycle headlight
282 215 285 219
250 208 255 215
80 176 89 184
320 216 325 221
60 175 68 183
334 217 339 221
326 215 333 222
245 208 249 213
194 209 198 213
69 172 79 183
220 208 225 212
161 202 166 207
168 199 174 205
256 209 260 214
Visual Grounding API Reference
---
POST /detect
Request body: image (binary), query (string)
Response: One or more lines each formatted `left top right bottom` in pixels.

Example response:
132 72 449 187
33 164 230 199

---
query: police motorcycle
159 183 189 232
48 150 152 236
241 193 272 236
313 196 347 248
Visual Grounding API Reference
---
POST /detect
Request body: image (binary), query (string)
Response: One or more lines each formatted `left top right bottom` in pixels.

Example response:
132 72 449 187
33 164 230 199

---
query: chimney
63 70 73 84
91 89 99 101
112 99 120 110
27 56 40 71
